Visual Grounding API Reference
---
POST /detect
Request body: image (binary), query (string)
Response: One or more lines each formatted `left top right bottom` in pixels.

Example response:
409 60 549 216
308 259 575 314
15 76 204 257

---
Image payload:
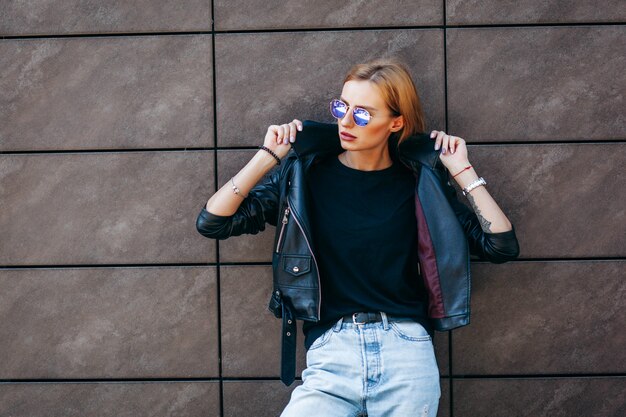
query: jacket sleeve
440 168 520 263
195 161 283 240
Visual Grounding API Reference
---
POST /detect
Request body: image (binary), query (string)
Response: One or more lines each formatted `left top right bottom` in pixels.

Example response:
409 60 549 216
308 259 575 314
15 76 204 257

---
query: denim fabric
280 312 441 417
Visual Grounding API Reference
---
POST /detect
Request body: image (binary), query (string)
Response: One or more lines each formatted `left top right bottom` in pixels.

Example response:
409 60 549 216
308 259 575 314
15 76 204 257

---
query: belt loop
380 311 389 330
333 316 343 332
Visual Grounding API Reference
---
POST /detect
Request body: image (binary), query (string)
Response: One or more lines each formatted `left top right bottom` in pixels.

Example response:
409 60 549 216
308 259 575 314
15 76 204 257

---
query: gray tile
0 152 216 264
214 0 442 30
447 27 626 141
0 267 218 378
215 30 445 147
223 380 300 417
220 265 308 378
447 0 626 24
0 1 212 35
462 143 625 258
453 378 626 417
452 261 625 375
216 150 277 263
439 378 450 417
434 332 450 377
0 36 213 151
218 227 275 263
0 382 219 417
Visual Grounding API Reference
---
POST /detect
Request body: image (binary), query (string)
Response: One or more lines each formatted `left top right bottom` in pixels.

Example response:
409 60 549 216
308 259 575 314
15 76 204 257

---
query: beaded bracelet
452 165 472 178
259 145 281 165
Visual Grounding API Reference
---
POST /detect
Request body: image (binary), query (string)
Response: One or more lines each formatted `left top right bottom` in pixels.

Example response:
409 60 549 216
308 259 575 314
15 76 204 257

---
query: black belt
342 311 383 324
279 309 413 386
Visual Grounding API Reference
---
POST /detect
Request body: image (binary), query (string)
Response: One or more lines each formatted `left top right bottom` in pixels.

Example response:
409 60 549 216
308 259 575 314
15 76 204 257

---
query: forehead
340 80 386 111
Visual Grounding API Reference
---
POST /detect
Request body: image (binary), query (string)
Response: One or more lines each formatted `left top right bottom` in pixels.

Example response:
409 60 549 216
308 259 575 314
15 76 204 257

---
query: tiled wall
1 2 624 416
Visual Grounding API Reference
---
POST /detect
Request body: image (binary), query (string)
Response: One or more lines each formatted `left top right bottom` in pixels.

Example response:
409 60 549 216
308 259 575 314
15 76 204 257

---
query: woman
196 58 519 416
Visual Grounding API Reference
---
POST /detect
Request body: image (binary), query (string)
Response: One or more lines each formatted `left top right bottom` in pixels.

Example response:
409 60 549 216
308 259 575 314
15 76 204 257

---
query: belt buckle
352 312 367 325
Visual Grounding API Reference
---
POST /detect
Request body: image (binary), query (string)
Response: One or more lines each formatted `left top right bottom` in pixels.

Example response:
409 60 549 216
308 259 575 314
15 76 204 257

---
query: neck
340 145 393 171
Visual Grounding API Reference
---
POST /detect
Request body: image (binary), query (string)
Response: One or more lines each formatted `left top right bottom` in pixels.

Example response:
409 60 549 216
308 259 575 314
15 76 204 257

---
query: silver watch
462 177 487 196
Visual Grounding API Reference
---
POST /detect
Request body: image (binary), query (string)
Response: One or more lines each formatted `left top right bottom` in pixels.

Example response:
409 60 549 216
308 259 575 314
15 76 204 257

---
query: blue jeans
280 312 441 417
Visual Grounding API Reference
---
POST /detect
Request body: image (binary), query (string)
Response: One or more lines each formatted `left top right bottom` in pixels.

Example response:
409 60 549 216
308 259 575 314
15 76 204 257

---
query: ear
390 115 404 132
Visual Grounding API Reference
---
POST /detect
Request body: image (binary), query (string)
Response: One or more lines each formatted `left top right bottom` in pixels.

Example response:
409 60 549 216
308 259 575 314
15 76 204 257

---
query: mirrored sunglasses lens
330 100 347 119
353 108 370 126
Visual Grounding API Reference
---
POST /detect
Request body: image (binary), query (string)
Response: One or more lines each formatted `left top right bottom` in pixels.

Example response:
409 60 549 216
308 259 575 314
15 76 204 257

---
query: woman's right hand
263 119 303 160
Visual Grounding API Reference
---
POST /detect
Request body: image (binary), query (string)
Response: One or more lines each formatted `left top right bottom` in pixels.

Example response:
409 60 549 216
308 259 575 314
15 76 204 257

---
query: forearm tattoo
465 192 493 232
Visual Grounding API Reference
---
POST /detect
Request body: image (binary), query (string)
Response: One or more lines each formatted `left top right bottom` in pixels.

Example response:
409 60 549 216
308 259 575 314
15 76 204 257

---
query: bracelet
259 145 281 165
452 165 472 178
462 177 487 196
230 177 248 199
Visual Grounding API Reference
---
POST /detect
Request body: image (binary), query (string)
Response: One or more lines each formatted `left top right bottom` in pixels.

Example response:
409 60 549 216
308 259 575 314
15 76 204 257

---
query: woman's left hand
430 130 471 173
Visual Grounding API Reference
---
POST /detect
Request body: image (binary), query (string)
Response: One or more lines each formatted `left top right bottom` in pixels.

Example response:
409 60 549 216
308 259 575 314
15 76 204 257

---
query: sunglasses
329 98 377 127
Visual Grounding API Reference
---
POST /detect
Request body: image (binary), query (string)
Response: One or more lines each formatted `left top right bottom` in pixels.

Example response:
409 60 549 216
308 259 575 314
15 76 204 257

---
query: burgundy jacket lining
414 192 446 318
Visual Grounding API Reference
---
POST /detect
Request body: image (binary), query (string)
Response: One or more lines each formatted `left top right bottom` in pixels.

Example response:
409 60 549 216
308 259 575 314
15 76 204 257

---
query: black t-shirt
302 154 432 349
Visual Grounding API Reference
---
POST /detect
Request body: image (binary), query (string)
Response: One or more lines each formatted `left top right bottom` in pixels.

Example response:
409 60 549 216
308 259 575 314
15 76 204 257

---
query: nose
340 108 354 127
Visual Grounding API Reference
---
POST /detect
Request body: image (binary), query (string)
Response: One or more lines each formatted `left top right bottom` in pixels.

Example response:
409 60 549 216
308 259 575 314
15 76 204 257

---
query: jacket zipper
286 198 322 319
275 206 290 253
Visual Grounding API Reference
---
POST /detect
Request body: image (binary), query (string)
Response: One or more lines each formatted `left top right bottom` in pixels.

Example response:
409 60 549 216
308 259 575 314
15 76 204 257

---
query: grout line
0 378 222 383
1 21 625 39
1 140 624 155
0 263 226 269
449 334 454 417
450 373 626 379
443 3 455 414
443 22 449 134
0 257 623 270
2 373 624 384
208 5 225 417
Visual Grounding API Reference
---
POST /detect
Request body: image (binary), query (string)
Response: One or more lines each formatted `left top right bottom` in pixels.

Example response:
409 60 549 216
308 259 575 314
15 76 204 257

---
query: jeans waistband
337 311 416 331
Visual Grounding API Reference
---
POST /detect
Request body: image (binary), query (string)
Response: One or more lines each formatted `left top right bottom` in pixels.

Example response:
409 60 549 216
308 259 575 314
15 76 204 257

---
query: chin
339 141 357 150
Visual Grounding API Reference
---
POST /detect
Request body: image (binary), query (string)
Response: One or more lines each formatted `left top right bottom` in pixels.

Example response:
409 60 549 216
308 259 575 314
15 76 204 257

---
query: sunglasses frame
329 98 374 127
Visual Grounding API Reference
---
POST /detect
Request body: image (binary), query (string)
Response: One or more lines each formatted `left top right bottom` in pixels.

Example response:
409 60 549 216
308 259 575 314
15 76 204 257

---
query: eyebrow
339 97 377 112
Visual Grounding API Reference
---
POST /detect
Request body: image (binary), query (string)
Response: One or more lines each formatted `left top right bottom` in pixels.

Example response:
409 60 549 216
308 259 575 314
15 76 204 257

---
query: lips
340 131 357 140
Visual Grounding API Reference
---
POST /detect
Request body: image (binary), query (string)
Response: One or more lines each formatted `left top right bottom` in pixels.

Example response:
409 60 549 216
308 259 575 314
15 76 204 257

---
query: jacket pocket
277 254 317 289
282 254 311 277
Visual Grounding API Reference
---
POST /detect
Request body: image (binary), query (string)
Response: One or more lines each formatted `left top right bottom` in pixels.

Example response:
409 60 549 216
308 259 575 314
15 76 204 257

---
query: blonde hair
343 58 426 144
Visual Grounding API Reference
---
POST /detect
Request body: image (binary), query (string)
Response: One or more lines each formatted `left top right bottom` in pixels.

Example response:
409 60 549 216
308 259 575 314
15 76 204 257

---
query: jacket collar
292 120 440 170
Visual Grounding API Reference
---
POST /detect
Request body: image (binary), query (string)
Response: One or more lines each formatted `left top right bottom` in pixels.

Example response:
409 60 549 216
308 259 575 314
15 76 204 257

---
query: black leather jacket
196 120 520 385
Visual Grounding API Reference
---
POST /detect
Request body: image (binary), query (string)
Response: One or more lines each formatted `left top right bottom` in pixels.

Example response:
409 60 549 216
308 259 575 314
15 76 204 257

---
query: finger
286 122 296 143
436 131 446 151
441 134 450 155
288 122 297 143
268 125 279 141
273 125 280 144
293 119 303 131
450 136 456 154
431 130 439 149
282 124 290 145
452 136 463 154
276 125 285 144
